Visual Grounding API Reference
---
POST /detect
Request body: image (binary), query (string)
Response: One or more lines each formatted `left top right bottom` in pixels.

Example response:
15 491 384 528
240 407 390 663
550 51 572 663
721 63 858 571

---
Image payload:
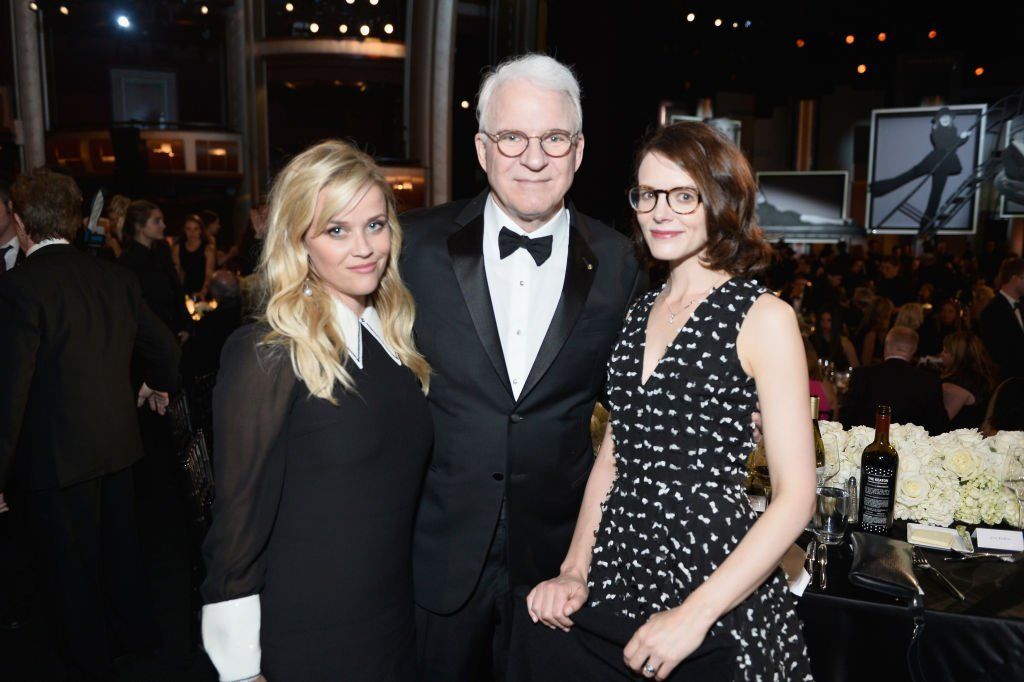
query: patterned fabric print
588 278 814 681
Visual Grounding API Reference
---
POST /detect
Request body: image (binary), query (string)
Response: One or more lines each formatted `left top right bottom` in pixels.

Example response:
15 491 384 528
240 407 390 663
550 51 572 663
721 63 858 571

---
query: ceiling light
460 100 470 109
857 64 867 74
59 5 70 15
796 38 806 48
309 22 319 33
339 23 348 33
384 23 394 35
928 29 937 39
200 5 209 15
116 15 131 28
285 2 294 11
877 32 886 42
845 34 855 45
686 13 695 22
974 66 985 76
360 24 370 36
713 18 722 27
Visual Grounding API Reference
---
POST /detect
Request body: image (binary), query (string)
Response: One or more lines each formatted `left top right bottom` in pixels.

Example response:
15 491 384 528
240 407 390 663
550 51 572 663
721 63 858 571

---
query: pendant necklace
663 285 716 325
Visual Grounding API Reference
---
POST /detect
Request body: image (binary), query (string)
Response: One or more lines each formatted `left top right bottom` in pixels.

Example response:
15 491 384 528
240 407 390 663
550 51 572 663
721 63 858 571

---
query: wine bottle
812 396 827 483
743 440 771 512
857 405 900 534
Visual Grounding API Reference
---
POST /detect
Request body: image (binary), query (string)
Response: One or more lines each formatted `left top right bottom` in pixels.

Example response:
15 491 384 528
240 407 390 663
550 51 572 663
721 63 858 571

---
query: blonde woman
200 140 432 681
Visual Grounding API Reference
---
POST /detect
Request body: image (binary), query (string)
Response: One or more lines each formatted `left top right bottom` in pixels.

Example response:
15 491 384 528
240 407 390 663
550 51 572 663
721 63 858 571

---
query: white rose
944 448 981 481
897 473 931 507
900 453 922 474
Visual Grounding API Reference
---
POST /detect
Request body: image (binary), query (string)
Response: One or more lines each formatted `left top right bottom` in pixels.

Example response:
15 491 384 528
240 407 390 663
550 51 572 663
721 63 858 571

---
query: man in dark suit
402 54 644 681
978 257 1024 380
840 326 948 434
0 168 181 678
0 180 25 272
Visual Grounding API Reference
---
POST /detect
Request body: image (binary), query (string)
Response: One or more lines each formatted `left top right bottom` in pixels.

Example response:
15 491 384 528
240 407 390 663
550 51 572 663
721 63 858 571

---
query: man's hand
0 492 9 514
137 383 170 416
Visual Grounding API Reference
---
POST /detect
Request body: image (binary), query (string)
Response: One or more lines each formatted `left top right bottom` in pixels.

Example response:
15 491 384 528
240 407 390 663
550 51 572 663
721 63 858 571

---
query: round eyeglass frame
627 186 703 215
481 130 580 158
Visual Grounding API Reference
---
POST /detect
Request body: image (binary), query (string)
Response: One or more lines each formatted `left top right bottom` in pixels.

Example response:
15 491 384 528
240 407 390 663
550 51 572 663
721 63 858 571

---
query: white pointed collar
330 297 402 369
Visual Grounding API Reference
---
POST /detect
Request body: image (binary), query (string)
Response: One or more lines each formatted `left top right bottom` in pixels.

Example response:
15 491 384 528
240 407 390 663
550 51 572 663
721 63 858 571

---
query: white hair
476 53 582 133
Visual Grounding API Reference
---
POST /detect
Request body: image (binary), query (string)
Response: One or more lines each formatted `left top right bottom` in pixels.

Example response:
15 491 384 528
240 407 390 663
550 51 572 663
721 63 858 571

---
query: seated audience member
896 301 940 357
940 331 999 430
978 257 1024 379
810 308 859 370
0 168 181 679
841 326 949 434
932 299 963 348
182 270 244 378
970 283 995 329
805 338 837 420
982 378 1024 435
856 296 895 366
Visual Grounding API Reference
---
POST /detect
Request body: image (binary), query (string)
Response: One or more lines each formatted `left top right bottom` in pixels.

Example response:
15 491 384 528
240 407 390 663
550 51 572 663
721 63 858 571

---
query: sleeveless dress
585 278 812 681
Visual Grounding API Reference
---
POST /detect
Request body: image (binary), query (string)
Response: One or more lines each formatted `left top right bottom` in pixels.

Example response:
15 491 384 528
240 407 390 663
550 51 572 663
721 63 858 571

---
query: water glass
813 486 850 545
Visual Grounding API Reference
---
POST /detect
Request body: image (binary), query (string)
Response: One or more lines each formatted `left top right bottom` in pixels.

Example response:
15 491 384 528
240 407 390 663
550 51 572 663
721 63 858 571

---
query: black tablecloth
798 522 1024 681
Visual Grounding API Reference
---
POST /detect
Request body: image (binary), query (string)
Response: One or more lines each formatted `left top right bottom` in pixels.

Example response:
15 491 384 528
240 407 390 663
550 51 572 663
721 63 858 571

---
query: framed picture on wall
110 69 178 125
998 118 1024 219
756 171 858 242
866 104 986 235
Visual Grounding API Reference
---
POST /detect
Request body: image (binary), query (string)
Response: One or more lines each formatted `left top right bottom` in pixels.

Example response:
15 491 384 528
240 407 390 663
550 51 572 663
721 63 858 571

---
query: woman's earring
302 279 314 297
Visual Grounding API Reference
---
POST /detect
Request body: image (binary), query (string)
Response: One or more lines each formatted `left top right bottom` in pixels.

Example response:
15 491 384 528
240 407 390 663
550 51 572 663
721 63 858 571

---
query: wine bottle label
860 467 895 532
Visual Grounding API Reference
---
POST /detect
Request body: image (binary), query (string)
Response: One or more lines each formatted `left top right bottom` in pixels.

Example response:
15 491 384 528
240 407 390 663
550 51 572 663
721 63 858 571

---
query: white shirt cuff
202 594 262 681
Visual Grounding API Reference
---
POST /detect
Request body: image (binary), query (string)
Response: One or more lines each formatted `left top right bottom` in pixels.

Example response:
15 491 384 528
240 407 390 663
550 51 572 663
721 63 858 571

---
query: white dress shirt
1 235 19 271
26 237 70 257
483 194 569 400
201 300 400 682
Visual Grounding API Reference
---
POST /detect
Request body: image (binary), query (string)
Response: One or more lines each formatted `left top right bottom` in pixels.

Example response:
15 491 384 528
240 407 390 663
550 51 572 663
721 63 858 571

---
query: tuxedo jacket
978 294 1024 379
401 191 645 614
0 244 181 491
840 358 949 435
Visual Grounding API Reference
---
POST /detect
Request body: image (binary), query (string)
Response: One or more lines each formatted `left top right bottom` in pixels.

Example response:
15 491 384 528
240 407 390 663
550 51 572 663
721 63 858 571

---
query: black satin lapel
447 217 514 397
517 225 597 404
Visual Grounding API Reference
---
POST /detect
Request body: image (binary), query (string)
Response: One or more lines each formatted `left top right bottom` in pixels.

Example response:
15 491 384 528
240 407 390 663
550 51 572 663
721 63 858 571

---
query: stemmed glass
810 485 851 590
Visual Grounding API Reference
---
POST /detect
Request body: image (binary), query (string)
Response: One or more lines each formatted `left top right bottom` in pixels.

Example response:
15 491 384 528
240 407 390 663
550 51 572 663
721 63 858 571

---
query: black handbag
848 531 928 681
849 531 923 600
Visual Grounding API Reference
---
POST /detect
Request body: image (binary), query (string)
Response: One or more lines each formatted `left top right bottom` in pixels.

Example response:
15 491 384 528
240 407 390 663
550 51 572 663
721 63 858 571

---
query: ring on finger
643 661 658 677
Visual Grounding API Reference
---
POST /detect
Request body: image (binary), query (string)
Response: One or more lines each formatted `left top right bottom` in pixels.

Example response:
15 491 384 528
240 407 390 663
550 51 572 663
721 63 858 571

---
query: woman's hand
623 606 713 680
525 571 589 631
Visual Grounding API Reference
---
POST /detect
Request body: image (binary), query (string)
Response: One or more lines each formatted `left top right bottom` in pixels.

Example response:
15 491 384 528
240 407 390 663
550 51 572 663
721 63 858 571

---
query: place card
973 527 1024 552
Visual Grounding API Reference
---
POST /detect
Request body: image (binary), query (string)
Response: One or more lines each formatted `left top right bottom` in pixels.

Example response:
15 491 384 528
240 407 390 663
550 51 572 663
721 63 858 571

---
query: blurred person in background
939 331 999 430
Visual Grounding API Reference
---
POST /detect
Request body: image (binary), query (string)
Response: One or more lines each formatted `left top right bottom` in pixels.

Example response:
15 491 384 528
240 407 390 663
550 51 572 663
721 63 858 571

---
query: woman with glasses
518 122 815 681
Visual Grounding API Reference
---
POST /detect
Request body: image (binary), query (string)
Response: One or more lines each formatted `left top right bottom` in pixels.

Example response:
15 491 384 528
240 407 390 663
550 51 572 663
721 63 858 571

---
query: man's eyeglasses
481 130 579 158
627 186 702 215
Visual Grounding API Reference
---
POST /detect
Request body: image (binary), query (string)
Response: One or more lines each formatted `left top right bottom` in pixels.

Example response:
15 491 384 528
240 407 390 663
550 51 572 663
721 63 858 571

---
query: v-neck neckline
638 278 734 388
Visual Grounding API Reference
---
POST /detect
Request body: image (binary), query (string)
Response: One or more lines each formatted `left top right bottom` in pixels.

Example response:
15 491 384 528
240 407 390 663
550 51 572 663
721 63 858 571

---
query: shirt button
515 329 522 336
492 473 505 481
509 414 523 423
512 378 519 385
519 280 525 286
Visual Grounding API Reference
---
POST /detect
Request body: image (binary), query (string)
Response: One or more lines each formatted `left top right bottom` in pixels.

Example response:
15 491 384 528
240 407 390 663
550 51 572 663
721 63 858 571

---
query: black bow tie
498 227 553 266
0 245 12 273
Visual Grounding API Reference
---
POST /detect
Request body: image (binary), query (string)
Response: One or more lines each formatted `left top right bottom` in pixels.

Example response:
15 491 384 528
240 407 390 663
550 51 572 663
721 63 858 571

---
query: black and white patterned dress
586 278 813 681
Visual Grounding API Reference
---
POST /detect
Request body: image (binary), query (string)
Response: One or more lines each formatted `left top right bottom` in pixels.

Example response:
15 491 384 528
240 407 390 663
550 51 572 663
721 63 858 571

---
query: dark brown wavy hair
631 122 771 278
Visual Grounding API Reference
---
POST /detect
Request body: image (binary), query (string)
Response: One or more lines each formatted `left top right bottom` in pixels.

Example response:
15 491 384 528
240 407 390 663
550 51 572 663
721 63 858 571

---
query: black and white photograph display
866 104 986 234
998 118 1024 218
755 171 852 240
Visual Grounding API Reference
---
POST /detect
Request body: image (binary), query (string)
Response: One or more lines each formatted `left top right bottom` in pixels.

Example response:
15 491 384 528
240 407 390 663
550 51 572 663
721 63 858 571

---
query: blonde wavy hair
257 139 430 402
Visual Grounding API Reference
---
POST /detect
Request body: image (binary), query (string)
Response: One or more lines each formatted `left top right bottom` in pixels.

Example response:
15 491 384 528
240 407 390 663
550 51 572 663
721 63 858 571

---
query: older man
401 54 645 681
841 326 948 435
